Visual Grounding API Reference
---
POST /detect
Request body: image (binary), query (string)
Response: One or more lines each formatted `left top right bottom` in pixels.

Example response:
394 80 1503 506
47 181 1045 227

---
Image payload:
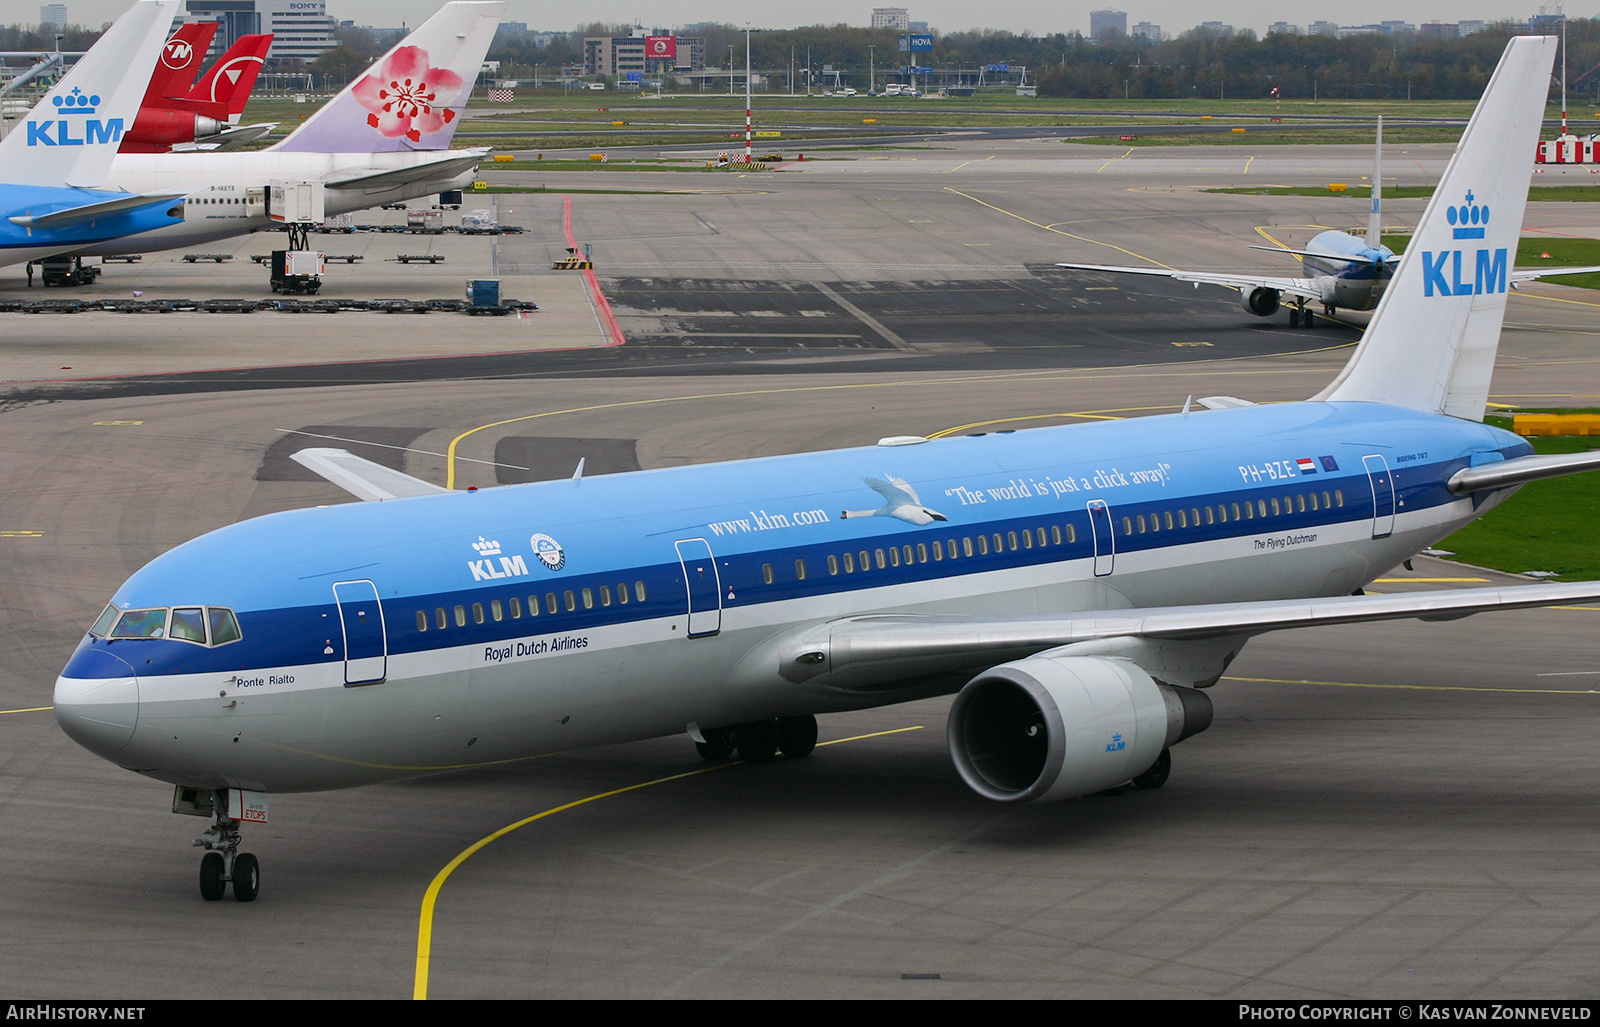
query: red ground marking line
561 195 625 348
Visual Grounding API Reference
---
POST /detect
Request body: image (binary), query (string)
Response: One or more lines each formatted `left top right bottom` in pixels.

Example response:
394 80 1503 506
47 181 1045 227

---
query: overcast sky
33 1 1594 36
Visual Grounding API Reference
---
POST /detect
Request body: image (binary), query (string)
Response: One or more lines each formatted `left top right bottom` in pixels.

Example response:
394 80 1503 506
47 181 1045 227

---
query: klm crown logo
1422 188 1506 299
52 87 99 115
1446 190 1489 240
471 536 502 557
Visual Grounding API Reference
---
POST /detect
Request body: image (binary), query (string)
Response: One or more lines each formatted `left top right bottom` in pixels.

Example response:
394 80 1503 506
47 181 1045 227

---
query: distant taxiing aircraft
1059 116 1600 326
0 1 185 269
55 36 1600 905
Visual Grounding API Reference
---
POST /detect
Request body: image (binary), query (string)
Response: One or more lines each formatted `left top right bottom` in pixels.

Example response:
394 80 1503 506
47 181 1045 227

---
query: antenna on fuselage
572 457 585 481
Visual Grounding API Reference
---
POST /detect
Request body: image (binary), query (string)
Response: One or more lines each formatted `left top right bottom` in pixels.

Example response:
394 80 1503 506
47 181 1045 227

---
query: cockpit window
89 604 120 638
170 608 207 643
111 609 167 639
90 605 243 647
207 608 242 647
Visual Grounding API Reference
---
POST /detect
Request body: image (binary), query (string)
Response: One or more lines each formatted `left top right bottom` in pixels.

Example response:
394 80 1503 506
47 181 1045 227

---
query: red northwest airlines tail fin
186 33 272 121
141 20 217 105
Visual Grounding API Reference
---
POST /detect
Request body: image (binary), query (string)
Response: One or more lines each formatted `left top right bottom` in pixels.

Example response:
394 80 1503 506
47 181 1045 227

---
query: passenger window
828 554 840 575
762 564 774 584
1309 493 1319 511
1334 490 1344 507
616 584 628 605
416 610 428 633
435 608 447 630
1137 515 1147 533
1206 506 1216 525
1022 530 1033 549
170 608 206 643
1121 517 1132 536
795 559 807 580
547 593 558 615
875 549 887 569
510 597 522 618
472 603 484 625
843 551 855 573
887 547 899 568
526 596 539 617
1066 524 1077 544
634 581 647 602
977 535 989 555
902 544 913 565
1008 531 1019 551
454 606 467 627
859 550 870 571
917 543 929 563
947 539 958 559
963 537 975 557
582 588 593 610
932 542 944 561
565 591 576 612
1271 498 1281 517
1164 511 1174 530
1322 491 1332 509
491 600 504 622
992 534 1002 553
1051 525 1063 545
600 586 612 607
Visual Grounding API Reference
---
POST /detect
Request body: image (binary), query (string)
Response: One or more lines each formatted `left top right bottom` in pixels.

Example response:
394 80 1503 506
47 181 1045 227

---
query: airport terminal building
181 0 337 64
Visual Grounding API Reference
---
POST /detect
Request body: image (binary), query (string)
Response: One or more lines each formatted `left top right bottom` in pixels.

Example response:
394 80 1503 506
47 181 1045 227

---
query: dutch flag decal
1296 457 1318 474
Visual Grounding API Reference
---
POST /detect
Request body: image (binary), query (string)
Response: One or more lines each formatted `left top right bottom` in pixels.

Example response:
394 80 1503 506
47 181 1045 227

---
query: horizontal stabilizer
289 448 449 501
170 122 276 151
1196 396 1254 410
1448 451 1600 494
9 191 183 227
1247 244 1397 266
328 151 487 192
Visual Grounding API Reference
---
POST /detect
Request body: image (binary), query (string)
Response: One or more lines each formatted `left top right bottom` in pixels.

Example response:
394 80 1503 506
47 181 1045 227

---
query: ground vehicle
39 258 101 287
268 249 322 294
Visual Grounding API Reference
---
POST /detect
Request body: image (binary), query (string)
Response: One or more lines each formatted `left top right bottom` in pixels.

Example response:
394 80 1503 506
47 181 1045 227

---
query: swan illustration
841 475 948 525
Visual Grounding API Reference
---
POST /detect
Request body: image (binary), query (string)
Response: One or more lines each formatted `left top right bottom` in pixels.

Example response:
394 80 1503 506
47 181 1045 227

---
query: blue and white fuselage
55 402 1527 793
0 183 184 266
1299 229 1397 310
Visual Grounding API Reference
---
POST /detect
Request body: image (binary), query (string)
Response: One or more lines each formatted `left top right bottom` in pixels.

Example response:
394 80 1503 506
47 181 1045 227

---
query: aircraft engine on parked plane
946 656 1213 803
1242 286 1282 317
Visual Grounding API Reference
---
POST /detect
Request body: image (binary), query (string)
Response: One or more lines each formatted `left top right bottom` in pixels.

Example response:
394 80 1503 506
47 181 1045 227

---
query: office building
181 0 337 64
1090 10 1126 40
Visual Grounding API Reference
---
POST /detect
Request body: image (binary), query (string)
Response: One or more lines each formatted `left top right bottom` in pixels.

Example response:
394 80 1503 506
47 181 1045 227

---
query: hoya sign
24 117 125 146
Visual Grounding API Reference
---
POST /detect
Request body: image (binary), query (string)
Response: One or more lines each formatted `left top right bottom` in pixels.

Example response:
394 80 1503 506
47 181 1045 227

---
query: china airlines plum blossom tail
1313 35 1555 420
271 1 504 154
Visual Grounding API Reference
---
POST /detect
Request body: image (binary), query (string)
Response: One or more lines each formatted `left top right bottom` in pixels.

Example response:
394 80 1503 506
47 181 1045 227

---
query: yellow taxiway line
413 726 924 999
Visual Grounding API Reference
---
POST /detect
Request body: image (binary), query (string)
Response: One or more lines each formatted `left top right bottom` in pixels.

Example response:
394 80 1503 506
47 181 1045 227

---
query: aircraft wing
1510 265 1600 284
1055 262 1325 303
326 152 487 192
780 581 1600 692
289 448 450 501
8 191 184 228
169 123 277 152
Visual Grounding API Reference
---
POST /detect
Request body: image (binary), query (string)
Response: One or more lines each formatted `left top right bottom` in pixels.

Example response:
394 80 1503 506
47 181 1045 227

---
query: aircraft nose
54 648 139 757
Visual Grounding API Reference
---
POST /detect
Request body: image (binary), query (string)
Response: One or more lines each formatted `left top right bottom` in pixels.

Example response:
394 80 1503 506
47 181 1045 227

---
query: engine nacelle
947 656 1213 804
1241 286 1281 317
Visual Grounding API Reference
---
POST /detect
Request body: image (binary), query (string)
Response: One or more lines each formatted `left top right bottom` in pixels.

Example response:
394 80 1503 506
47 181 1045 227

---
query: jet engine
1241 287 1281 317
122 109 225 152
947 656 1213 803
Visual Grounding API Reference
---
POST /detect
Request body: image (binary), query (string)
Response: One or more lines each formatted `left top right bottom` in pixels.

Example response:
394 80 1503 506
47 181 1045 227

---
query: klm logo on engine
1422 191 1507 298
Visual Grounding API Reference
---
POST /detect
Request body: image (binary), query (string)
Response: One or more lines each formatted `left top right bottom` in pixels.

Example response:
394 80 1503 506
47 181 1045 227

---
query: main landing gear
694 715 818 764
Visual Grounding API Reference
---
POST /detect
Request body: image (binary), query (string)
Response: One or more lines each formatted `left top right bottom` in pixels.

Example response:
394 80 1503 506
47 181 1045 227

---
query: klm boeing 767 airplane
54 35 1600 903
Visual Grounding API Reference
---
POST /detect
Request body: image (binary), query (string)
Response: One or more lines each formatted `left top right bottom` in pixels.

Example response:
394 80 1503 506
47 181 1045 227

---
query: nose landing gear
194 809 260 902
174 786 262 902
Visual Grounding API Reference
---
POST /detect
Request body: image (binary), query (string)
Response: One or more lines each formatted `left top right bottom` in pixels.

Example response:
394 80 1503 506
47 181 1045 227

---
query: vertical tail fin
271 1 504 154
0 0 178 188
1314 35 1557 420
141 20 215 104
1365 115 1383 248
187 33 272 119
